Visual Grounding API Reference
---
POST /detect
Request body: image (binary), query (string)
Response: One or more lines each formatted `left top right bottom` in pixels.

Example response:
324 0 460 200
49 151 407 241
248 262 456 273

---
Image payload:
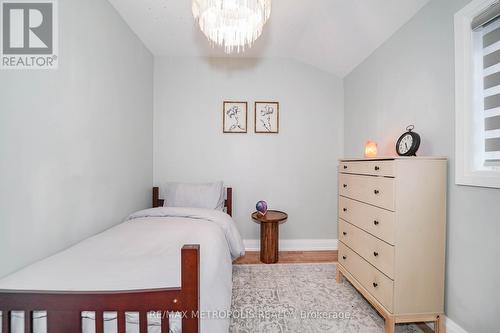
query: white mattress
0 207 245 333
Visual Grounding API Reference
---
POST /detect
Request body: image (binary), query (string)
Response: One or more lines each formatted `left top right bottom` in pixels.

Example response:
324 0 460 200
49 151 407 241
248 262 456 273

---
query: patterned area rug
230 263 425 333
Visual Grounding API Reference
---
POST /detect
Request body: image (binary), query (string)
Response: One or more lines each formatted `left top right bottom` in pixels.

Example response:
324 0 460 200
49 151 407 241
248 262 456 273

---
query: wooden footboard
0 244 200 333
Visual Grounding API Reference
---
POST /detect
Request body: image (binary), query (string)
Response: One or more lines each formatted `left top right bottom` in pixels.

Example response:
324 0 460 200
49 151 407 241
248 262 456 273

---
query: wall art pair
223 101 279 134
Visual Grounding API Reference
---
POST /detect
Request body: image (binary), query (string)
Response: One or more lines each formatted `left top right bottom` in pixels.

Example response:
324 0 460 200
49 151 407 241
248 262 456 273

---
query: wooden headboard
152 187 233 217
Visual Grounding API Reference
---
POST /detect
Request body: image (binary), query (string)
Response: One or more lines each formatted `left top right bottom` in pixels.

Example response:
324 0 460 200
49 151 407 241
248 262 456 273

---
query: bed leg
153 187 160 208
181 245 200 333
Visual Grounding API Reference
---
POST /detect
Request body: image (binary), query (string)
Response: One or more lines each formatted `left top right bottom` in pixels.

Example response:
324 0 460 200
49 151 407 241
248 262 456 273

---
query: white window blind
474 6 500 164
455 0 500 188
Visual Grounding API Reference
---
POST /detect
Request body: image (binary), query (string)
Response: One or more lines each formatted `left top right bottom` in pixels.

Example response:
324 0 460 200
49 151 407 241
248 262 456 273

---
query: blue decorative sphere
256 201 268 216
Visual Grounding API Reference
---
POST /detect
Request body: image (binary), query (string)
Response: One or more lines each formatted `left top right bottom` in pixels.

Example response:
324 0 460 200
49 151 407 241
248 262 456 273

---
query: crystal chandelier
192 0 272 54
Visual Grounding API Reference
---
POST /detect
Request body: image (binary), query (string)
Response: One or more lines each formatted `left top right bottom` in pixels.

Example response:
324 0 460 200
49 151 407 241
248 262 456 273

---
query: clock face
398 134 414 155
396 127 420 156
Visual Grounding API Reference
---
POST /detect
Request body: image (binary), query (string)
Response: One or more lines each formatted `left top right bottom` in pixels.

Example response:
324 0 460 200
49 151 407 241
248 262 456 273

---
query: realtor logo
1 0 58 69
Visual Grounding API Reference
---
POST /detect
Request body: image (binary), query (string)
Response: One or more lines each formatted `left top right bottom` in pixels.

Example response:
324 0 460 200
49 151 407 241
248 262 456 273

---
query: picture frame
223 101 248 133
255 101 279 133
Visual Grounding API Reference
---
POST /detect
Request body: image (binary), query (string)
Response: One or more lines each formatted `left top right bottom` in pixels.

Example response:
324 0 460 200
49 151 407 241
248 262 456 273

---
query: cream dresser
336 157 447 333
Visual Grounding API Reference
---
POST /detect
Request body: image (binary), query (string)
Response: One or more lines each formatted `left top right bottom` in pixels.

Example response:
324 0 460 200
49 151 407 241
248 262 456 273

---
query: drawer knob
342 232 347 236
342 256 347 260
343 165 348 169
373 251 379 257
374 189 380 195
343 184 348 188
373 282 378 288
343 208 347 212
374 166 380 171
373 220 379 225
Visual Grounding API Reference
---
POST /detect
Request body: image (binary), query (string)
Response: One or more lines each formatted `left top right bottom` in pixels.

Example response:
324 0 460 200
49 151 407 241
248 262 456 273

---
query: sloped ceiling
108 0 431 77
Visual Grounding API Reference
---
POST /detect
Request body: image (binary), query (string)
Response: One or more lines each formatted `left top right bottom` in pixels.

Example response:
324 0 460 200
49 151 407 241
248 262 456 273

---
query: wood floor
233 250 338 265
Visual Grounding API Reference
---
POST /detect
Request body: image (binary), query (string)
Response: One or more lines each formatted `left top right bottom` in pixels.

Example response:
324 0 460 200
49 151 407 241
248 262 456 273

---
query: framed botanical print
255 101 279 133
223 101 248 133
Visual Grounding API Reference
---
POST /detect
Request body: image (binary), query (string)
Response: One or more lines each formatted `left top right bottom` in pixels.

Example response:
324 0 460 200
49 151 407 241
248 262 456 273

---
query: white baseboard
243 239 338 251
445 317 469 333
424 317 468 333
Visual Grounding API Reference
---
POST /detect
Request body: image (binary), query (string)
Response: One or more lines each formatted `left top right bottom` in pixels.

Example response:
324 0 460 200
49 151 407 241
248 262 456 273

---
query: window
455 0 500 188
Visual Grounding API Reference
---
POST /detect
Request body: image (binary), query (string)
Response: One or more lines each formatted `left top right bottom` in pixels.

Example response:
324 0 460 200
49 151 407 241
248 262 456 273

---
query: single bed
0 186 244 333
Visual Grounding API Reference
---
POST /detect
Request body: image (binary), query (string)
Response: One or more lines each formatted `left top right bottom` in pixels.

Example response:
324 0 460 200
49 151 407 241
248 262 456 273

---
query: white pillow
164 181 225 210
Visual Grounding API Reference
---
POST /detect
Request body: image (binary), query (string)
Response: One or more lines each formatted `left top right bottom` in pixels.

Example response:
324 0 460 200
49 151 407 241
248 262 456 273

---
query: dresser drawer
339 219 395 278
339 196 395 245
339 173 395 211
338 242 394 312
339 160 395 177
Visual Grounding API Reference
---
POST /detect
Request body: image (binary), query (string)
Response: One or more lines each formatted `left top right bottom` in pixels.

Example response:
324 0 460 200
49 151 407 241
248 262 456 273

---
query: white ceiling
108 0 431 77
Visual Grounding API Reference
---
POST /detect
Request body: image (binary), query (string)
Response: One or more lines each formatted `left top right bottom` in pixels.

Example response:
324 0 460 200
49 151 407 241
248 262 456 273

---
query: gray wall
0 0 154 277
154 57 344 241
344 0 500 331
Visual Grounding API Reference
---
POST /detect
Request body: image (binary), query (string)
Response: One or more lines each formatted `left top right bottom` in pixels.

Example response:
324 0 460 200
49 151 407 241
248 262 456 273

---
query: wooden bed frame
153 186 233 217
0 187 233 333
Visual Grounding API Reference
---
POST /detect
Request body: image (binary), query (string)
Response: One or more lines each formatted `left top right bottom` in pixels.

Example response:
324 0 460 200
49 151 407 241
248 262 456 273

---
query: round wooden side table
251 210 288 264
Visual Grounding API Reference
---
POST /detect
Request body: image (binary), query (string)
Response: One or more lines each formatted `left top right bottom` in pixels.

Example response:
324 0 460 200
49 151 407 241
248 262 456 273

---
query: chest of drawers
336 158 447 333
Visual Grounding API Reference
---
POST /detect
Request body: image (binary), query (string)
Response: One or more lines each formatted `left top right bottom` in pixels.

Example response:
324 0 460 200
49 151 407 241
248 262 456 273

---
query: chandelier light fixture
192 0 272 54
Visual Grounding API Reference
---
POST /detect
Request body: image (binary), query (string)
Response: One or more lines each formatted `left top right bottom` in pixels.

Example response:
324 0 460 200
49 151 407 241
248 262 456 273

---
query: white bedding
0 207 245 333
